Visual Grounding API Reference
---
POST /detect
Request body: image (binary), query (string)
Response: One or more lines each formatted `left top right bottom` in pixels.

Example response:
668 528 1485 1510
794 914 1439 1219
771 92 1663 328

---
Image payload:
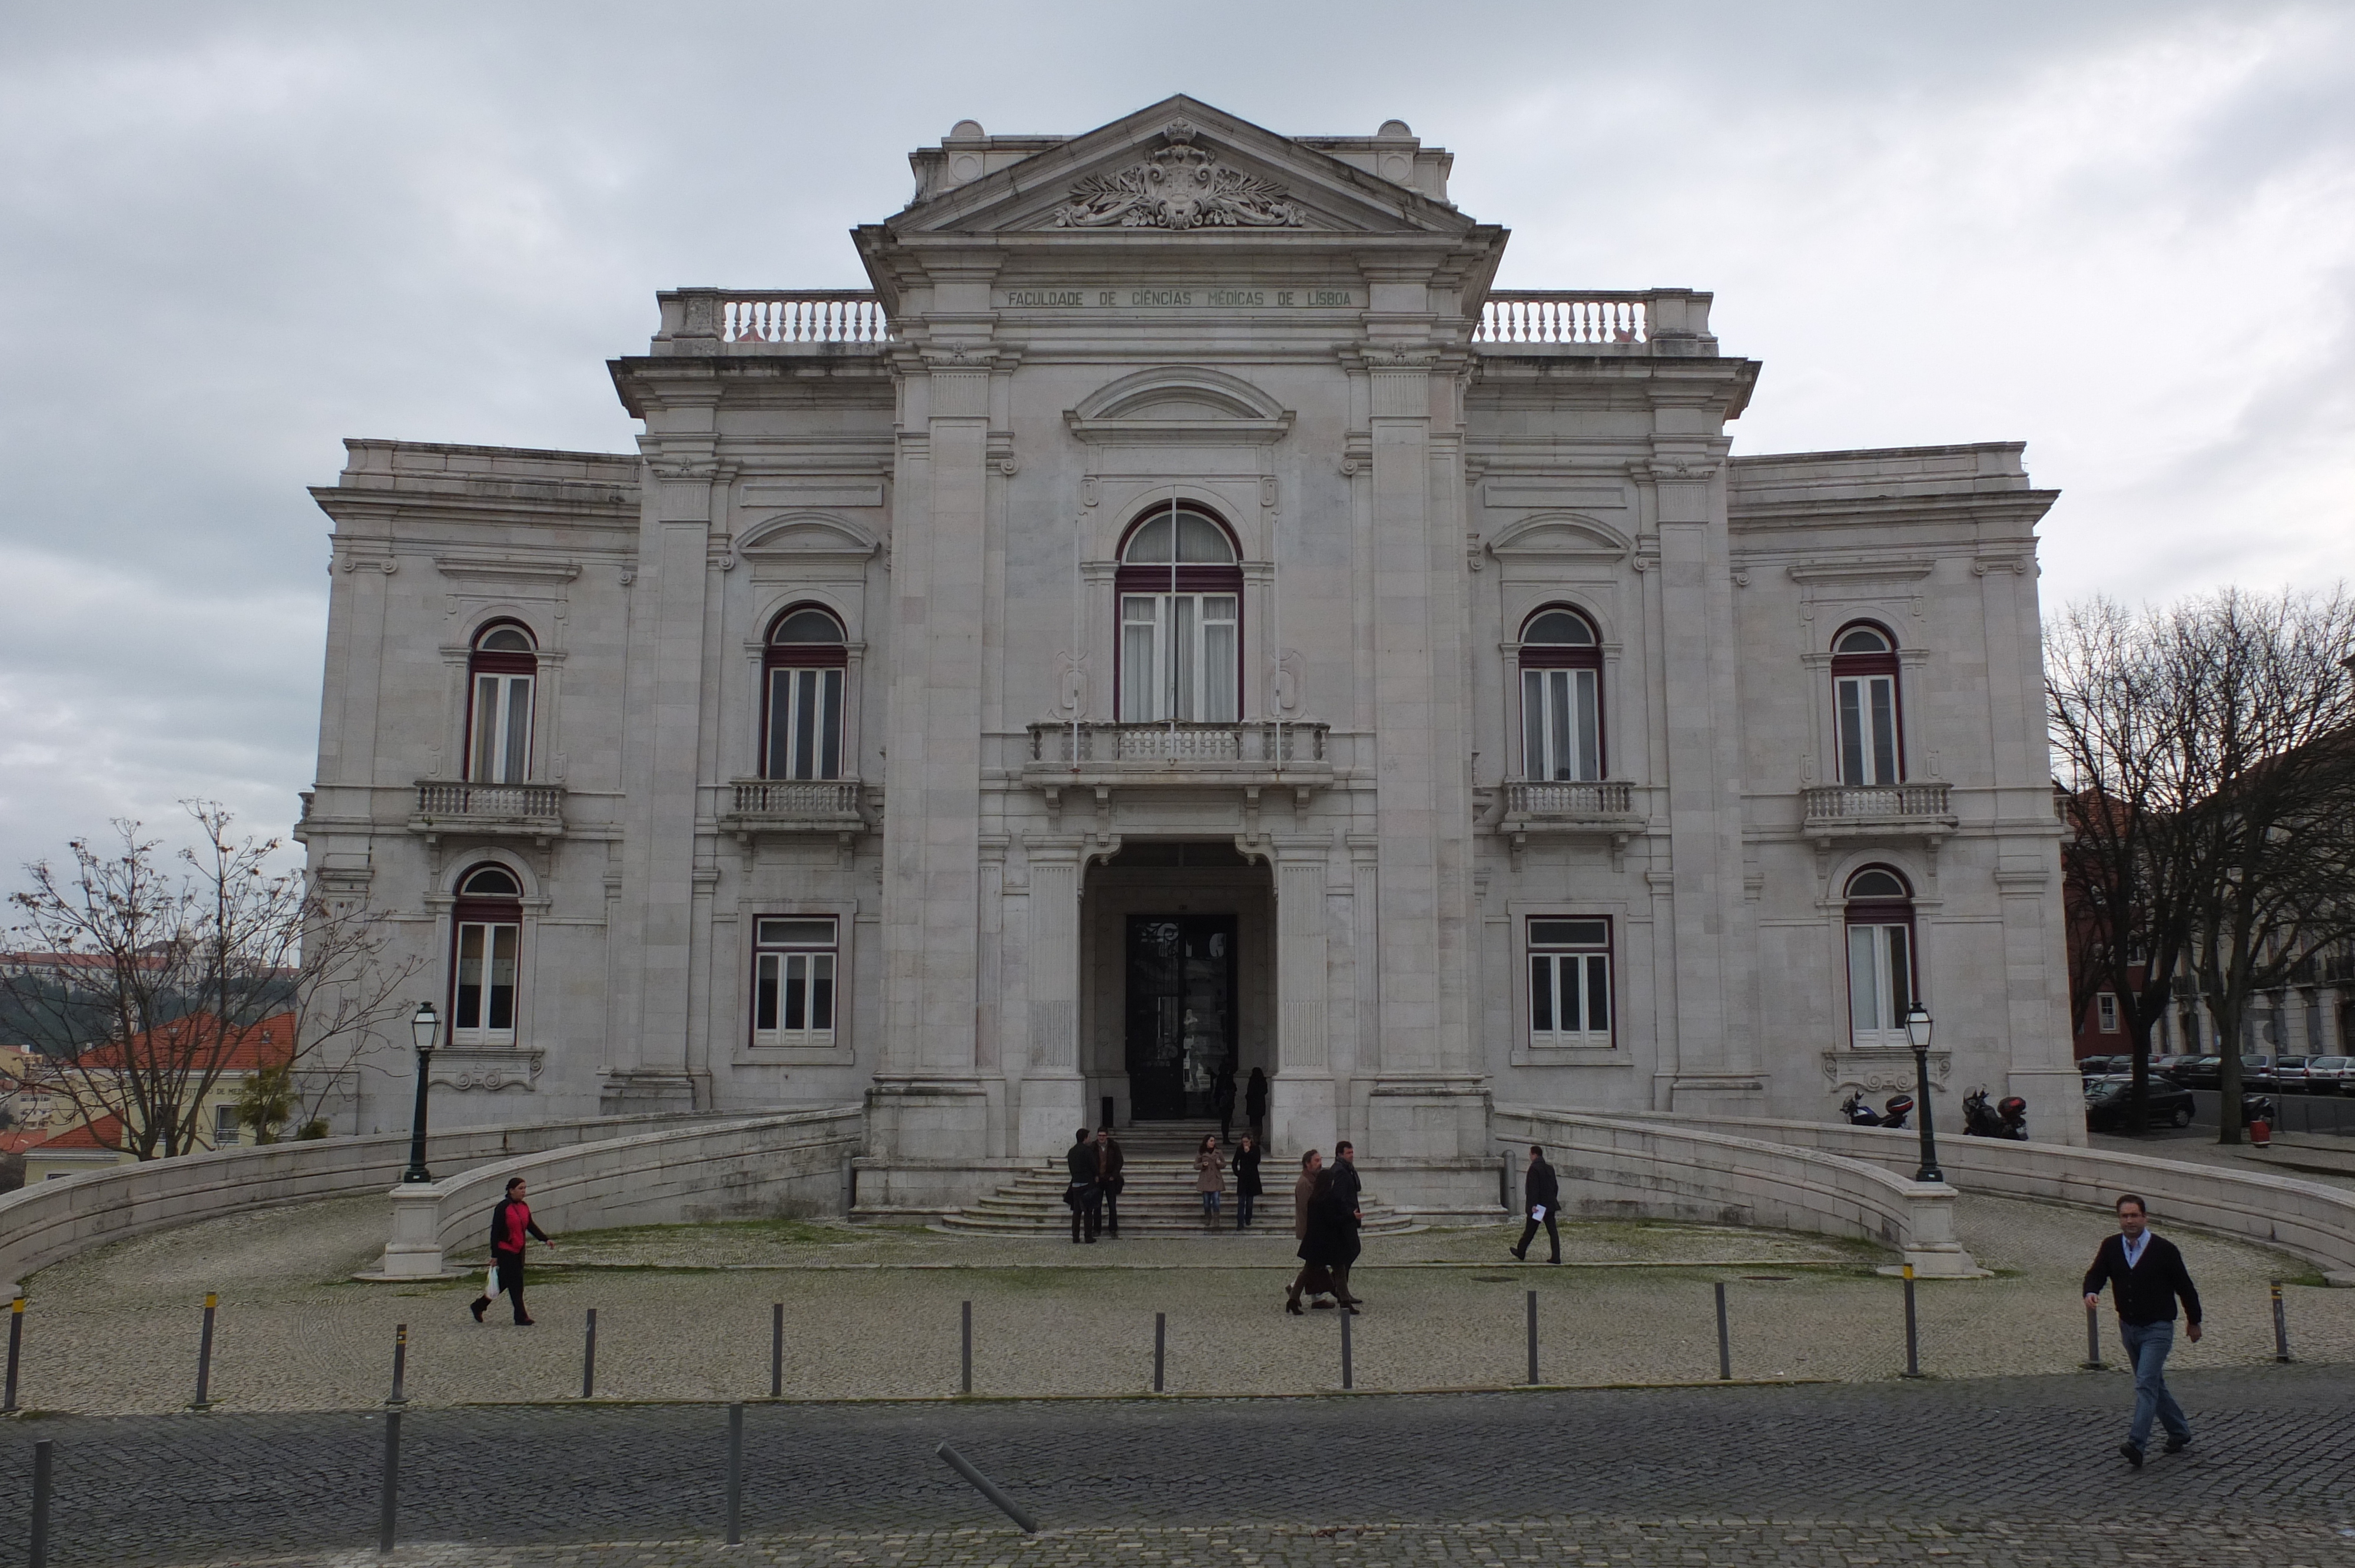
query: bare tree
2052 589 2355 1145
1 803 420 1158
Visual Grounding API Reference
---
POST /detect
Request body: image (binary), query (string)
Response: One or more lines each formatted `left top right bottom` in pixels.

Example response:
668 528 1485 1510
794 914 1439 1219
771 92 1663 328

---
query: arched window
452 864 523 1048
1518 607 1603 781
1117 506 1241 723
764 606 848 780
466 624 536 785
1844 865 1915 1049
1831 623 1902 786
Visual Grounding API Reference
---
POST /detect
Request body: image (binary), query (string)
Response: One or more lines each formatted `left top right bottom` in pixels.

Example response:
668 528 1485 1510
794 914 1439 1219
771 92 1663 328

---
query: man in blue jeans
2082 1192 2203 1467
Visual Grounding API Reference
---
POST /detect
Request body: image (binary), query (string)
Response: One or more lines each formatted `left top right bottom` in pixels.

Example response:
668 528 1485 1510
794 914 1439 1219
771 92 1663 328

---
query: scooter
1842 1091 1914 1129
1962 1088 2030 1141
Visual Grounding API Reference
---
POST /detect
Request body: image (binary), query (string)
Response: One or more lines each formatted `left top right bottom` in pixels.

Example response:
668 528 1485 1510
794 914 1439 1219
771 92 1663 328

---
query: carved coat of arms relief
1052 125 1307 231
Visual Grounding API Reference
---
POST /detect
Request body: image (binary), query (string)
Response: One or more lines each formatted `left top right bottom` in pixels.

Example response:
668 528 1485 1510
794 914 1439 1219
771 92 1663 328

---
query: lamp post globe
1903 1001 1943 1184
402 1001 439 1184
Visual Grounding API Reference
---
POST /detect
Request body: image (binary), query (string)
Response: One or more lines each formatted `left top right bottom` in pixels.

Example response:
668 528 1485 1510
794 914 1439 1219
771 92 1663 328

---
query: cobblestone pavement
11 1190 2352 1413
4 1366 2352 1566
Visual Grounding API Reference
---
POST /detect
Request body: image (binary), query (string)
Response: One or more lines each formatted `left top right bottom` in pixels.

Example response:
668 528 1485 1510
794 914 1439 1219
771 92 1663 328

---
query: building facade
297 98 2083 1211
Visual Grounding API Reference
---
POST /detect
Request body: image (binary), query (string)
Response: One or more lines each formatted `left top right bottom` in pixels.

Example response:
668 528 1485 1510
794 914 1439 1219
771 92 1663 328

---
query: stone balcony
717 778 870 843
408 781 566 845
1022 721 1333 800
1494 779 1645 857
1799 782 1958 852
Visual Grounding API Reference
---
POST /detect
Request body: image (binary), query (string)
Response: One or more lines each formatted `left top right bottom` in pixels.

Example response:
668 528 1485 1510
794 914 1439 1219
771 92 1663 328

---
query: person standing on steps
1329 1140 1365 1305
1093 1124 1125 1238
1212 1065 1238 1145
1245 1067 1268 1144
469 1176 553 1325
1195 1133 1225 1228
1065 1125 1100 1244
1511 1145 1562 1264
2083 1192 2201 1467
1286 1148 1335 1310
1232 1133 1263 1230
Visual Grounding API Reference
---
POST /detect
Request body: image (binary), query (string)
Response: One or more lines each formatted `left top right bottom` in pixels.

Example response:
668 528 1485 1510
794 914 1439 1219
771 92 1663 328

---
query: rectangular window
469 673 535 784
1528 917 1612 1047
753 916 838 1048
453 920 520 1045
2097 992 2120 1034
214 1102 240 1145
1521 667 1601 781
1834 674 1899 785
1119 593 1238 722
1846 921 1913 1047
767 667 845 780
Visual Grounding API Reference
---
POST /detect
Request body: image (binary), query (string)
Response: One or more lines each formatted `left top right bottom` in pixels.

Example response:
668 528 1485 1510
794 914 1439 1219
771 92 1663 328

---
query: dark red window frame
1829 620 1906 783
462 622 538 782
1517 604 1607 779
759 604 849 780
1112 507 1246 721
448 863 524 1035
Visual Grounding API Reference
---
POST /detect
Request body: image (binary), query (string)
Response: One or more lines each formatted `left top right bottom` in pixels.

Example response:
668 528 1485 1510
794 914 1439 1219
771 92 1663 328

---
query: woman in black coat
1296 1168 1363 1311
1232 1135 1264 1230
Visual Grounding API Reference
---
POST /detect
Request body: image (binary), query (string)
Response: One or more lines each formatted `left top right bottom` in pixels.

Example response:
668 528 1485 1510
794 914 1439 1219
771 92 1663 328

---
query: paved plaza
6 1186 2354 1413
3 1368 2351 1565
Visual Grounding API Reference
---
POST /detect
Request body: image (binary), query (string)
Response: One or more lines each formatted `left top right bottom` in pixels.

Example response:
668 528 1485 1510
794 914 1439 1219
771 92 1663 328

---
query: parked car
2151 1054 2204 1082
2176 1055 2224 1089
2272 1056 2313 1093
2077 1055 2128 1078
2304 1056 2354 1094
2084 1075 2197 1131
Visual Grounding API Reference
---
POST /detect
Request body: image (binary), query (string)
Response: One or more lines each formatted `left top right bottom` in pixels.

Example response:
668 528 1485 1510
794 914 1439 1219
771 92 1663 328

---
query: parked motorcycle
1842 1091 1914 1129
1962 1088 2030 1140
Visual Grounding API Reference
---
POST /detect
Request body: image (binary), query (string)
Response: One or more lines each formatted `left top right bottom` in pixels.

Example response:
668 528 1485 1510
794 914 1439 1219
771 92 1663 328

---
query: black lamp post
1903 1000 1943 1184
401 1001 439 1184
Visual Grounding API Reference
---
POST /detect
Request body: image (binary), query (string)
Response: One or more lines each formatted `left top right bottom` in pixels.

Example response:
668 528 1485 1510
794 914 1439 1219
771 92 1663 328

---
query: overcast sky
1 1 2349 879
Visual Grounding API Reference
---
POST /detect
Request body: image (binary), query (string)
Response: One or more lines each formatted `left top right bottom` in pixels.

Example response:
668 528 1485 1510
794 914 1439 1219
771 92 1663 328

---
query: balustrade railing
728 779 865 817
722 293 891 344
1028 722 1326 767
1802 783 1953 822
1503 779 1636 818
414 782 565 820
1474 293 1648 345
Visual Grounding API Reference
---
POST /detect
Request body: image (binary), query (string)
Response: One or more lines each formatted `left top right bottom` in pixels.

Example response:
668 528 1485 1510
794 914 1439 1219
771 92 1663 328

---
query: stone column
603 443 719 1113
1017 839 1086 1155
1648 454 1763 1113
1266 836 1336 1160
2318 986 2344 1055
870 320 999 1164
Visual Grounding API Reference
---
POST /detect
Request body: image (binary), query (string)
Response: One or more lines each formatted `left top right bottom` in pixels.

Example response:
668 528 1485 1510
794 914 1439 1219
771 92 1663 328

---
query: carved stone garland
1052 124 1306 231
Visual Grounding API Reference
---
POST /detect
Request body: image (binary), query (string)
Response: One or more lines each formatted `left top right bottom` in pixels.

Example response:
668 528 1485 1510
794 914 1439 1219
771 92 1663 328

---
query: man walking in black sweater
2082 1193 2201 1466
1510 1145 1562 1263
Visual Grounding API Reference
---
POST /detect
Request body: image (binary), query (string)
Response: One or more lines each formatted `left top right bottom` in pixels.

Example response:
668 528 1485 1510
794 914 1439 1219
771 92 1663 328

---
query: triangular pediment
888 97 1477 238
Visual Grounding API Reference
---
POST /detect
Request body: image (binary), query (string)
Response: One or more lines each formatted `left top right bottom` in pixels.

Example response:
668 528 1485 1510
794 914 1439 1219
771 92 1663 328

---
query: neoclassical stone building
297 98 2082 1212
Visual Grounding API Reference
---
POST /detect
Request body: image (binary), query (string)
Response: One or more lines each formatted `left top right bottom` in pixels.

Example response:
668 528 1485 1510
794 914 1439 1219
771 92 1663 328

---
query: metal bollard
770 1302 784 1398
725 1401 745 1546
2271 1280 2293 1363
960 1300 973 1396
1153 1312 1166 1394
1900 1265 1922 1378
387 1323 409 1406
1341 1308 1354 1390
191 1293 218 1410
935 1441 1038 1533
1525 1291 1539 1386
28 1438 51 1568
4 1295 23 1414
582 1308 598 1400
376 1409 402 1553
1714 1282 1732 1381
2082 1301 2106 1371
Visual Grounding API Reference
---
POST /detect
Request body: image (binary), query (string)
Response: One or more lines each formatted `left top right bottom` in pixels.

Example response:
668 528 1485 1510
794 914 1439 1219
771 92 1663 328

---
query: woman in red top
470 1176 554 1324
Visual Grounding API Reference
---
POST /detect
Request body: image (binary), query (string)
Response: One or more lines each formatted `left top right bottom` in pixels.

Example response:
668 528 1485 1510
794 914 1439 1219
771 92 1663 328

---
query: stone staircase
936 1122 1417 1236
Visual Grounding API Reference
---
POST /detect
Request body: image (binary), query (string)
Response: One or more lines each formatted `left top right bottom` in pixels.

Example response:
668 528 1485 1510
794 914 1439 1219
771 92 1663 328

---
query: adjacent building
296 98 2083 1212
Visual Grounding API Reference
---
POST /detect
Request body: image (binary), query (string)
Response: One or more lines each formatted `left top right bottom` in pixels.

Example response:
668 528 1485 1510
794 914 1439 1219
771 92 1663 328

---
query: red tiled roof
30 1112 124 1152
71 1013 297 1074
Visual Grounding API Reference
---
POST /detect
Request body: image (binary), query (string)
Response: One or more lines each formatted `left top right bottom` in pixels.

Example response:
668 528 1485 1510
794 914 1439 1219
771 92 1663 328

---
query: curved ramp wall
0 1110 741 1295
1490 1104 1981 1275
379 1107 863 1277
1637 1112 2355 1280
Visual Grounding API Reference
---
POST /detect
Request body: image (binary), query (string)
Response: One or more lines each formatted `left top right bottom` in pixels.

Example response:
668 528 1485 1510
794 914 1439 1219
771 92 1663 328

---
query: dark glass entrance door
1124 914 1238 1120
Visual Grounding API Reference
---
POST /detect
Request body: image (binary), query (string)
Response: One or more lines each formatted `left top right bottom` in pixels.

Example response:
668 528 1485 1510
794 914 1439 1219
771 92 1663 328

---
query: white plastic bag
1530 1204 1547 1222
486 1263 500 1298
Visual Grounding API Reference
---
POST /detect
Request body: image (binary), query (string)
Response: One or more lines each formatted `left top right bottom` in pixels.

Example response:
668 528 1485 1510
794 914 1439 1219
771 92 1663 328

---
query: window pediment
1067 367 1293 446
737 514 881 559
1487 513 1631 562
